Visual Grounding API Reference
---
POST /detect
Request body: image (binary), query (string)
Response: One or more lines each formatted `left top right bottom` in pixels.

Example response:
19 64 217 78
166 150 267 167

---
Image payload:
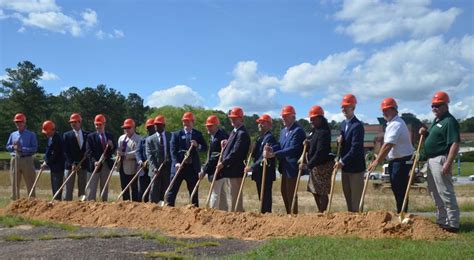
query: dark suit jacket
145 131 172 176
63 129 89 170
251 131 280 182
86 131 117 171
307 128 334 169
220 125 251 178
340 116 366 173
170 129 207 176
275 122 306 178
44 132 65 173
203 128 228 181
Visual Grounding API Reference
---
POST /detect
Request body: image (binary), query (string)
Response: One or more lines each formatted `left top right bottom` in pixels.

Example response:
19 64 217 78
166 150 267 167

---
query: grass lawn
233 217 474 259
452 162 474 176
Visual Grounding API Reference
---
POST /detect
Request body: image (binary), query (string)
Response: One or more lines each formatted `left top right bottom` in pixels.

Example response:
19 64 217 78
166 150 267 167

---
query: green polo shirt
424 112 460 158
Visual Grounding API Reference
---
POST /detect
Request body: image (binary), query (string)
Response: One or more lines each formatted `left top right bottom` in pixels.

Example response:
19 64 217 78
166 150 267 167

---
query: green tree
460 117 474 132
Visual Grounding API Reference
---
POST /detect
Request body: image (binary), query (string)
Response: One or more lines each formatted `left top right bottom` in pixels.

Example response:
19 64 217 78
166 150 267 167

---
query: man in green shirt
419 91 460 233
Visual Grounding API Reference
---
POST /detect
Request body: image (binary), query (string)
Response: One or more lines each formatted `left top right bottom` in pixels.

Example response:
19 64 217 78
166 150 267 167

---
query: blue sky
1 0 473 123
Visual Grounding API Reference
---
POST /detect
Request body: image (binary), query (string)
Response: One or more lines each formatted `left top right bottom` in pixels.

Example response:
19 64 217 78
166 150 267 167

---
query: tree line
1 60 473 152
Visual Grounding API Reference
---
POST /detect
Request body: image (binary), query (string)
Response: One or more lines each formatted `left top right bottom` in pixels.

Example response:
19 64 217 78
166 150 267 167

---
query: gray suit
145 131 171 202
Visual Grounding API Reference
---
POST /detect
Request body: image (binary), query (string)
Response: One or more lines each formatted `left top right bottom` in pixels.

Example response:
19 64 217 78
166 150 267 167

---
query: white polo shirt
384 115 413 160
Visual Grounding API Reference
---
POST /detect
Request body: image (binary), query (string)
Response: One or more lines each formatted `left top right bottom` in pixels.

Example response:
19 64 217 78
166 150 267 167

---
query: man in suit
63 113 89 201
167 112 208 207
217 107 250 212
118 118 142 201
265 105 306 214
334 94 366 212
137 118 156 202
42 120 65 200
204 115 229 210
246 114 280 213
146 115 172 203
86 114 116 201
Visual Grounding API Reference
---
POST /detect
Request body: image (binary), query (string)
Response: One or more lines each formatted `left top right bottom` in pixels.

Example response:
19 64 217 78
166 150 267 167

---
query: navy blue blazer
340 116 366 173
136 137 147 163
86 131 117 171
251 131 280 182
275 122 306 178
220 125 251 178
44 132 65 173
203 128 228 181
170 128 207 176
63 129 89 170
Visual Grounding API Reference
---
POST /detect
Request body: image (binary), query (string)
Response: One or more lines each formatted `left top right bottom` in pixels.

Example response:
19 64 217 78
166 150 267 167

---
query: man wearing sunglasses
63 113 89 200
118 118 142 201
419 91 460 233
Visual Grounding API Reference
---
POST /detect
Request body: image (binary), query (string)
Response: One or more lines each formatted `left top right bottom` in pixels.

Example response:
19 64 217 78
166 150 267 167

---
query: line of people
5 91 460 232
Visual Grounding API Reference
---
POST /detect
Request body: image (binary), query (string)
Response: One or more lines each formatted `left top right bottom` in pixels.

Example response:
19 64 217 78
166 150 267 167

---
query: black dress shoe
441 224 459 233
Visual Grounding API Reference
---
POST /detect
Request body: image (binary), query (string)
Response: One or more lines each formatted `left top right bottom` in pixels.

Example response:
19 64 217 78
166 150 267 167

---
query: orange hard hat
256 114 272 124
309 105 324 119
13 113 26 122
205 115 220 126
182 112 195 122
154 115 166 125
432 91 450 104
41 120 55 134
280 105 296 116
341 94 357 107
381 98 398 110
145 118 155 127
69 113 82 123
228 107 244 118
122 118 135 129
94 114 106 124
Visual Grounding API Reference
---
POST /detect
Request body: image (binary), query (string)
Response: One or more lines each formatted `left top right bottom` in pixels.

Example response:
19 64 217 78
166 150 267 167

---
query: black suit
63 129 89 200
44 132 65 200
220 126 251 178
250 131 279 213
203 128 228 182
86 132 117 172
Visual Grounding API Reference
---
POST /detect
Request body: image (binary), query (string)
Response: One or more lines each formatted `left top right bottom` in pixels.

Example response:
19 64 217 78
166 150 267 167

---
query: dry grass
0 170 473 214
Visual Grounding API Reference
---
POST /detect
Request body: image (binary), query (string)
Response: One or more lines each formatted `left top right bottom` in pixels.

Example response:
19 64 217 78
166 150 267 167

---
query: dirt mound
5 199 451 240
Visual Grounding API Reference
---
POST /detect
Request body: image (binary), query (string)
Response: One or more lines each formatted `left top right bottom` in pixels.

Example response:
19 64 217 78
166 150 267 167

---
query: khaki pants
228 178 244 212
86 164 110 201
10 156 36 200
281 173 298 214
63 168 88 201
342 171 364 212
427 155 460 228
209 178 229 210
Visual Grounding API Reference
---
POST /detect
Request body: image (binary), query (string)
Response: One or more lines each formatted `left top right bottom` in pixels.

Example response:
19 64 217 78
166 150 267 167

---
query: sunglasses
431 104 444 109
123 127 131 130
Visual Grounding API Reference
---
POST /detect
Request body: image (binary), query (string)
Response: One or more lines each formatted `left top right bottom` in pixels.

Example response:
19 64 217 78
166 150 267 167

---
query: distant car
369 172 381 180
469 175 474 181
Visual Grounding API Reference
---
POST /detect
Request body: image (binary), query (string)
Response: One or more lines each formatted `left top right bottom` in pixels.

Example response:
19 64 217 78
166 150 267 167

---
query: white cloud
450 96 474 120
334 0 461 43
216 61 280 115
350 36 473 102
0 0 121 38
281 49 363 97
95 29 125 40
41 71 59 81
0 0 60 13
145 85 204 108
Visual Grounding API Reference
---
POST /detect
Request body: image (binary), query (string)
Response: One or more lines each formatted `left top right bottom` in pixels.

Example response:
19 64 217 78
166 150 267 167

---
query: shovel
290 141 309 215
100 154 121 200
117 160 147 201
49 155 87 204
28 163 47 199
233 142 254 212
141 161 165 202
359 167 375 213
204 146 226 208
259 158 268 213
159 145 194 206
79 144 109 201
326 141 341 215
400 135 424 223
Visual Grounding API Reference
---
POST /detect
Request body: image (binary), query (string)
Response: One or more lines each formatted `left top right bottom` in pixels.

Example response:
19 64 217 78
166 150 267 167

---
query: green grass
66 233 94 240
144 251 186 259
0 215 78 231
4 235 30 242
232 217 474 259
452 162 474 176
38 234 55 240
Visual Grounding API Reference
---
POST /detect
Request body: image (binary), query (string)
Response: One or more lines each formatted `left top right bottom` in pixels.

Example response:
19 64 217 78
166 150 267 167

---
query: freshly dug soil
6 199 451 240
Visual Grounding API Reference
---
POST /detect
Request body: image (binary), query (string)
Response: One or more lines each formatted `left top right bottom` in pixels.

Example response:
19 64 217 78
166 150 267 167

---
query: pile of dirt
6 199 451 240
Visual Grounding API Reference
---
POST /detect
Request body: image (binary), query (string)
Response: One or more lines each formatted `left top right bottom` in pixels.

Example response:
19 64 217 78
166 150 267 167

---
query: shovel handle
233 142 254 212
28 164 46 199
400 135 424 219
